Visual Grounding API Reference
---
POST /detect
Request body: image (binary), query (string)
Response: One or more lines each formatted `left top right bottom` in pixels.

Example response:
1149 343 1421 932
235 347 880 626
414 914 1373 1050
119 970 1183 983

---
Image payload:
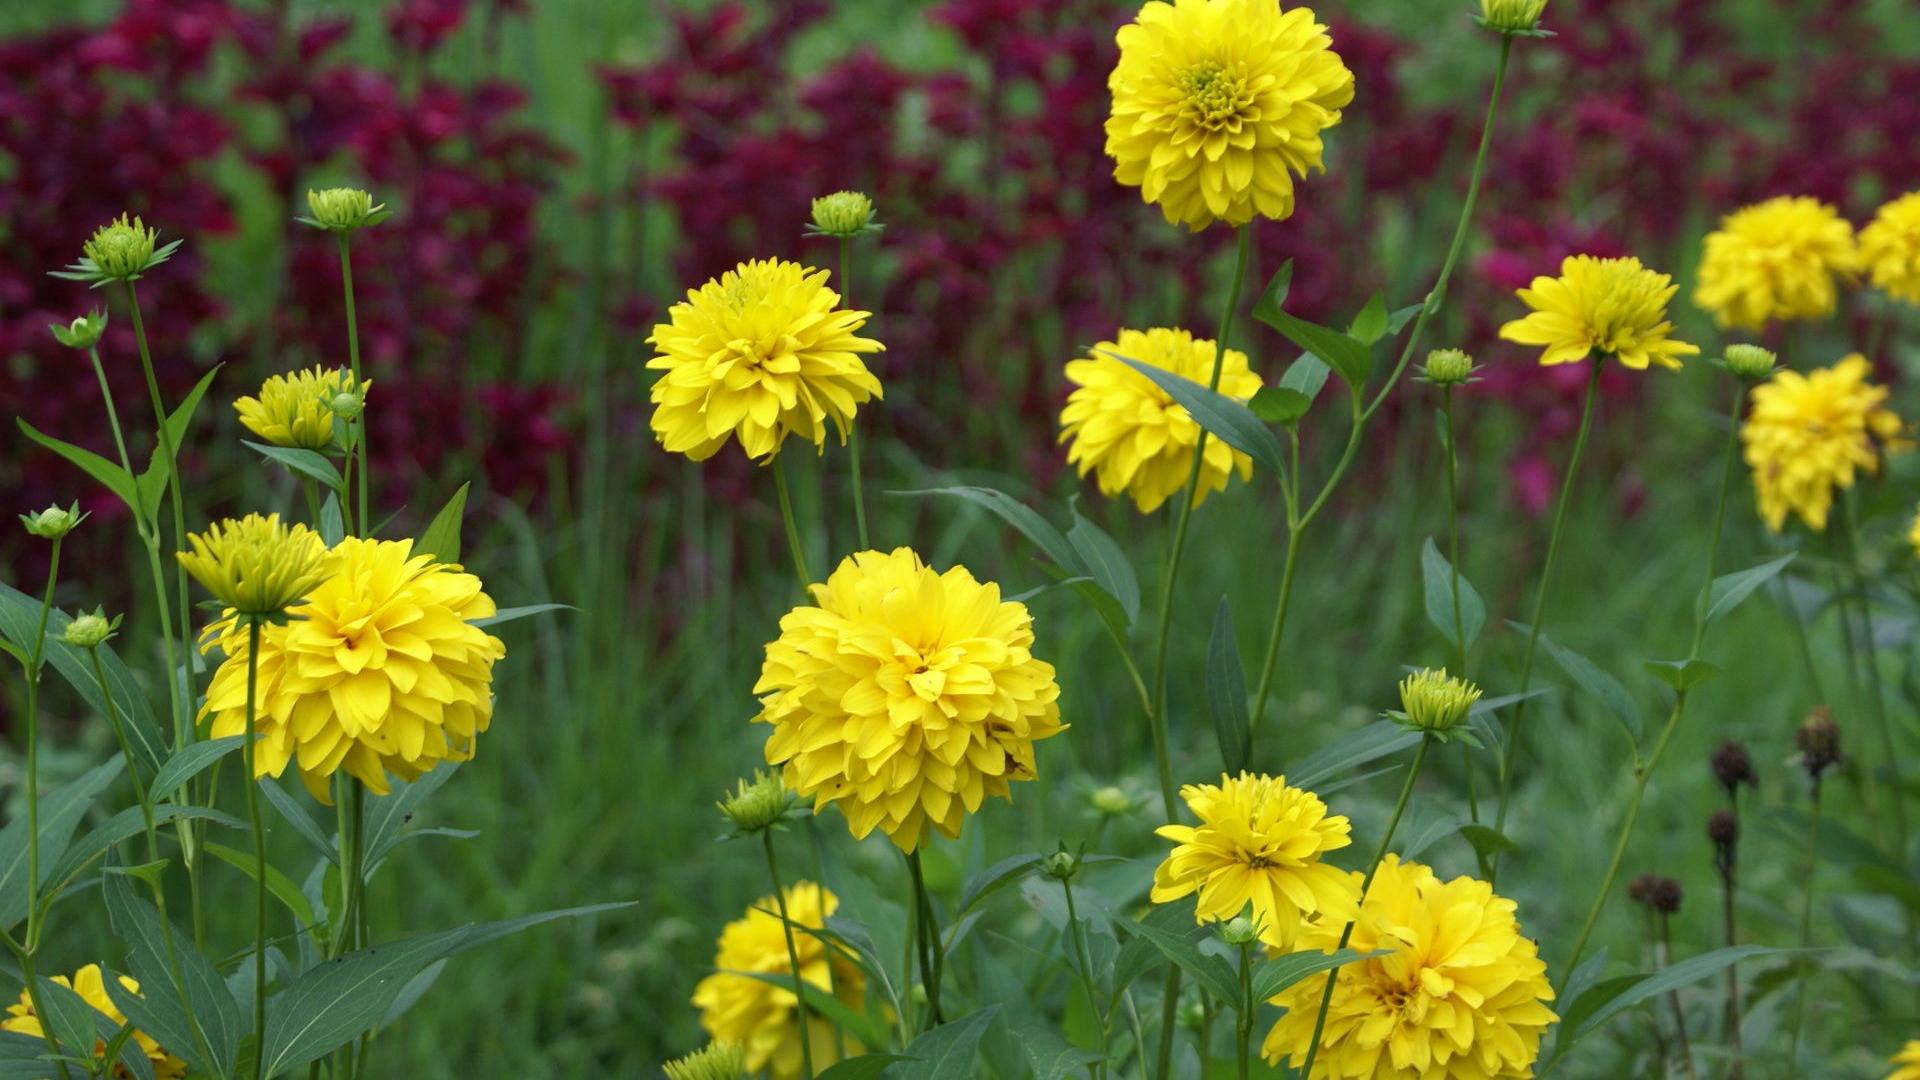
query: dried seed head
1796 706 1842 780
1711 738 1757 798
1628 872 1683 915
1707 808 1739 851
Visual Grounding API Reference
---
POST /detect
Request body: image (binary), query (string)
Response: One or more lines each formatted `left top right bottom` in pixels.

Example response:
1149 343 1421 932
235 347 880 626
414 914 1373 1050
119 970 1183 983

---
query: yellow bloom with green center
1861 190 1920 305
1694 195 1858 331
235 366 367 452
178 513 331 617
1060 327 1261 514
1105 0 1354 231
198 537 506 800
1498 254 1699 370
1742 354 1905 532
647 258 883 462
82 214 159 279
1263 855 1557 1079
754 547 1064 852
691 882 865 1080
2 964 186 1080
1150 772 1358 950
1887 1041 1920 1080
1396 668 1480 734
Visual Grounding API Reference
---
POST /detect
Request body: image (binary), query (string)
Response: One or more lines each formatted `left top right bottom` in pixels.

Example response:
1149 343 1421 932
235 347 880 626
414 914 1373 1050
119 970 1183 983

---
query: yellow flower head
1887 1040 1920 1080
2 964 186 1080
1150 772 1359 950
82 214 161 280
1478 0 1547 32
235 366 368 452
1060 327 1262 514
1861 190 1920 305
1396 668 1481 734
754 548 1065 852
1694 195 1858 331
1499 255 1699 370
1263 855 1557 1079
1105 0 1355 231
691 882 866 1080
177 513 331 617
663 1042 745 1080
647 258 884 463
198 537 506 801
1742 354 1905 532
301 188 389 233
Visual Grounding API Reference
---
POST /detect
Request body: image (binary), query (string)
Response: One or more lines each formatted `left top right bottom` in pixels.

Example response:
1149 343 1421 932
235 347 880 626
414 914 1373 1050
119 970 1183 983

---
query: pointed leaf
1279 354 1330 401
1387 304 1423 335
1289 722 1420 791
1104 353 1288 478
0 583 167 777
1067 499 1139 627
885 1006 999 1079
1251 947 1370 1002
816 1056 915 1080
1643 658 1721 692
1016 1024 1103 1080
1206 599 1250 774
1248 386 1312 425
15 419 137 508
0 759 123 929
202 841 318 929
364 764 464 869
102 869 242 1079
1252 262 1373 388
318 493 345 547
1113 902 1239 1004
1706 554 1797 624
1521 626 1641 742
150 736 247 802
416 482 471 564
136 365 223 512
1420 537 1486 650
469 604 573 629
1458 825 1518 862
258 780 338 866
1348 293 1389 345
956 854 1044 919
242 441 345 492
1553 946 1787 1061
892 487 1085 577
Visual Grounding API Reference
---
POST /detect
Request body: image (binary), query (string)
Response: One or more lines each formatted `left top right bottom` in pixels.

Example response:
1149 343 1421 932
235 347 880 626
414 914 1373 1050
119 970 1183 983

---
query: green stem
905 850 944 1028
1235 941 1253 1080
337 233 370 534
1061 874 1108 1080
244 619 267 1080
1248 522 1304 734
1691 381 1745 657
839 235 871 552
1443 389 1468 675
1839 495 1909 853
1658 913 1698 1080
764 832 816 1080
7 940 75 1080
24 539 60 956
1784 779 1822 1080
1492 362 1601 877
772 453 813 596
125 282 194 742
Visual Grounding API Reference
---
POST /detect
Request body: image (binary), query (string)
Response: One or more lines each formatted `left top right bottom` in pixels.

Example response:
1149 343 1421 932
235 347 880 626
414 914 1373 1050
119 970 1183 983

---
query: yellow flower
691 882 866 1080
1263 855 1557 1079
1395 668 1480 735
177 513 331 617
663 1042 745 1080
1743 354 1905 532
754 548 1064 852
2 964 186 1080
198 537 506 801
1478 0 1547 32
1860 190 1920 305
300 188 389 233
1887 1040 1920 1080
1105 0 1355 231
1060 327 1261 514
1498 254 1700 370
235 366 368 452
1150 772 1359 950
647 259 883 462
1694 195 1858 331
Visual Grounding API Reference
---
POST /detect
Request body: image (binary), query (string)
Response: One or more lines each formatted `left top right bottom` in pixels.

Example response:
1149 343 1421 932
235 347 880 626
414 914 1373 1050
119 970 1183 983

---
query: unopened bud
1090 786 1135 816
662 1042 745 1080
1176 998 1207 1031
716 770 795 835
49 311 108 350
1477 0 1547 33
806 191 880 238
1219 915 1260 946
20 503 84 540
61 609 120 649
301 188 390 233
1419 348 1477 386
1042 849 1081 882
1722 344 1778 380
1392 668 1481 736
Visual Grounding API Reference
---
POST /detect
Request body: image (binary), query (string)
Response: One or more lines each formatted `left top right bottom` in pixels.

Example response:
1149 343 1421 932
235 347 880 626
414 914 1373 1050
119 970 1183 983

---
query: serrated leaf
1206 599 1250 774
1104 354 1288 478
1348 293 1388 345
893 487 1085 577
1250 947 1370 1002
1252 262 1373 388
1705 554 1797 624
1067 499 1139 626
1249 386 1313 425
1288 722 1420 791
885 1007 999 1079
150 736 247 802
1420 537 1486 650
16 419 137 508
242 441 345 492
1643 658 1721 692
416 482 471 564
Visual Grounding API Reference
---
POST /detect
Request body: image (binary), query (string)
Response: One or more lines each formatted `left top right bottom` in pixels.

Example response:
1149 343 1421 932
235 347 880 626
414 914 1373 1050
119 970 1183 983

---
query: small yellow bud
49 311 108 350
806 191 880 238
62 609 121 649
1394 668 1482 735
1478 0 1548 33
1419 348 1477 386
1722 344 1779 380
20 503 84 540
662 1042 745 1080
301 188 390 233
716 770 795 835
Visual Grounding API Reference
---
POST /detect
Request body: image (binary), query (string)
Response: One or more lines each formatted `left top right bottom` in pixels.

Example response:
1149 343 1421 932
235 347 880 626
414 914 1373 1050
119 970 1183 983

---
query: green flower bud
1219 915 1260 946
1090 785 1136 816
806 191 880 238
1042 847 1081 882
716 770 795 835
53 215 180 286
62 608 121 649
20 503 85 540
1419 348 1478 386
329 390 367 420
1394 668 1482 735
49 311 108 350
1722 344 1779 380
300 188 391 233
662 1042 745 1080
1176 998 1207 1031
1477 0 1547 33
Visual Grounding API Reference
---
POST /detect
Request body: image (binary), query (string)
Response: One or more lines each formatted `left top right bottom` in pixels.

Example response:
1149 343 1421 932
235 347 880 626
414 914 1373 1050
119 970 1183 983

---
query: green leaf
1015 1024 1103 1080
1113 900 1239 1004
1105 354 1289 478
816 1056 916 1080
884 1006 999 1079
956 853 1044 920
1522 627 1641 743
1250 948 1370 1002
0 583 166 777
1248 386 1313 425
469 604 573 629
136 365 223 512
1386 304 1423 335
1552 946 1786 1062
242 441 345 492
102 867 242 1079
733 971 891 1051
203 841 318 929
1419 537 1486 650
1706 554 1797 624
0 759 123 930
258 780 339 867
32 979 101 1070
1206 599 1250 774
364 764 464 870
1643 658 1722 692
318 493 345 547
46 804 237 897
1111 902 1184 992
1067 499 1139 627
892 487 1085 578
1252 262 1373 389
1348 293 1389 345
15 419 137 508
1279 354 1330 401
416 482 472 564
1458 825 1519 861
150 736 247 802
1288 722 1420 791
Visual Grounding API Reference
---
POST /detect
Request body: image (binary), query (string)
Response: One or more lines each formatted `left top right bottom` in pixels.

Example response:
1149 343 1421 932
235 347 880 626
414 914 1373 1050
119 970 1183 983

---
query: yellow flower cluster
234 366 368 452
1105 0 1354 231
1887 1041 1920 1080
691 882 865 1080
1059 327 1261 514
1150 772 1357 950
1694 195 1857 331
1498 255 1698 370
754 548 1064 852
1861 189 1920 305
1263 856 1557 1079
199 537 506 800
177 512 331 617
2 965 186 1080
1742 354 1905 532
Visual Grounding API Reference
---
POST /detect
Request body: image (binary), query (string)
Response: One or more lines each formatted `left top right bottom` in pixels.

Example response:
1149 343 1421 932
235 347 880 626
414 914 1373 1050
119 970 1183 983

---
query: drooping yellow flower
2 964 187 1080
647 259 883 462
198 537 506 801
1059 327 1261 514
1105 0 1355 231
1263 855 1557 1079
1498 255 1700 370
1150 772 1358 950
177 513 331 617
1860 190 1920 305
754 548 1064 852
1694 195 1858 331
1742 354 1905 532
1887 1040 1920 1080
234 366 368 452
691 882 866 1080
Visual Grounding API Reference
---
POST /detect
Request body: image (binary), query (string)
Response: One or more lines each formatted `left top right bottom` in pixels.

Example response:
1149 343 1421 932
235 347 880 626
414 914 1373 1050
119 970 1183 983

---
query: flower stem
1061 873 1109 1080
23 538 60 959
773 453 814 596
764 832 816 1080
839 235 871 553
1838 495 1908 853
244 618 268 1080
125 281 194 738
1657 911 1699 1080
1443 388 1469 675
905 850 945 1028
1784 779 1823 1080
337 233 370 534
1235 941 1254 1080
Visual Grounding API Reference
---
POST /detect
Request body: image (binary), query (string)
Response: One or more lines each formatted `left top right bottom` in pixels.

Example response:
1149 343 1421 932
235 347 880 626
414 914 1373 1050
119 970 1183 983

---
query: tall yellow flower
1105 0 1354 231
1887 1041 1920 1080
1694 195 1858 331
199 537 506 800
2 964 186 1080
754 548 1064 852
1498 255 1699 370
234 366 368 452
1150 772 1358 950
647 259 883 462
691 882 865 1080
1742 354 1905 532
1263 856 1557 1079
177 513 331 617
1860 190 1920 305
1059 327 1261 514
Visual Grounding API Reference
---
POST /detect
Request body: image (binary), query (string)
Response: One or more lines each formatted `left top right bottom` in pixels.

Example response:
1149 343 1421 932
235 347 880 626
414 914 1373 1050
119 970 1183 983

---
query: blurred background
3 0 1920 1074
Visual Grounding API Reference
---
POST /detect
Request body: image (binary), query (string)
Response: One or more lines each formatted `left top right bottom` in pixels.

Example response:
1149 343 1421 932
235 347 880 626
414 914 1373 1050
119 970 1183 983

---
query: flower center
1177 62 1253 132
